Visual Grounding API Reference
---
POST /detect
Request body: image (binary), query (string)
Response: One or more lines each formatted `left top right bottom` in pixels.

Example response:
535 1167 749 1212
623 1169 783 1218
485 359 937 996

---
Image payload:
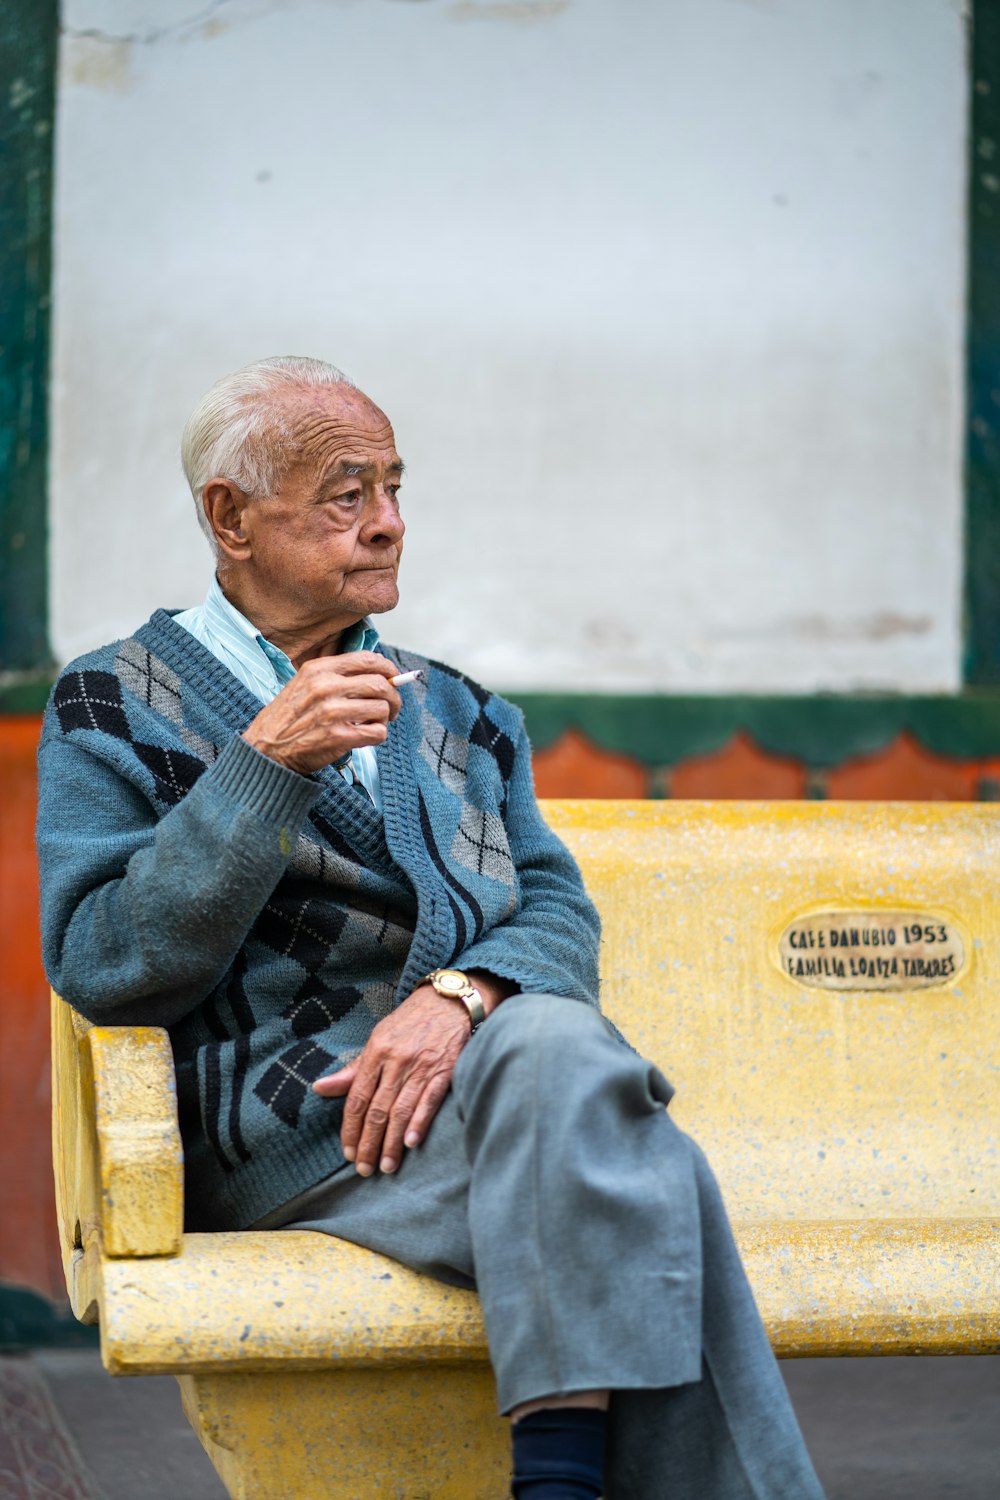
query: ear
202 479 253 562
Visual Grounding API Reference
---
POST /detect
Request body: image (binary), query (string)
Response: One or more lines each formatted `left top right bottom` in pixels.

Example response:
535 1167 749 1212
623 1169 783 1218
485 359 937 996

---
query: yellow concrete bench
51 801 1000 1499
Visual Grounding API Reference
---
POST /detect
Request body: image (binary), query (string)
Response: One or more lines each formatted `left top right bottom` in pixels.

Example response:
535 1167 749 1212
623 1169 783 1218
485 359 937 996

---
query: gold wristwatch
421 968 487 1033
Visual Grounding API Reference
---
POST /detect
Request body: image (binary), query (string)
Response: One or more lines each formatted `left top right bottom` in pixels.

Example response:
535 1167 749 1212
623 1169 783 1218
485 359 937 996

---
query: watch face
436 969 468 996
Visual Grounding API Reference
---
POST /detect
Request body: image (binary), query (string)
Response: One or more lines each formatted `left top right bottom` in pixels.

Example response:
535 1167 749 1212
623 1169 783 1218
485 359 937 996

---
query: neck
217 573 360 669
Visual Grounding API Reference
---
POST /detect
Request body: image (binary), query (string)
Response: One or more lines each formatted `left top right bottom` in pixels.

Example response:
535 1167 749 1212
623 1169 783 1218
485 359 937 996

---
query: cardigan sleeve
450 718 602 1009
37 726 320 1027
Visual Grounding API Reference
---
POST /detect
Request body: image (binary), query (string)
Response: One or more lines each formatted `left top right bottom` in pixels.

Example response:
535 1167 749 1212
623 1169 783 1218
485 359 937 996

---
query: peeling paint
709 613 934 645
448 0 569 23
64 35 132 93
8 76 35 109
63 1 234 47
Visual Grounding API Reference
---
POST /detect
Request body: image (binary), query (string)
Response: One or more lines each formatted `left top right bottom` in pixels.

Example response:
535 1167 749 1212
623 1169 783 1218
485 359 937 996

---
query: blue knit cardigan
36 611 602 1229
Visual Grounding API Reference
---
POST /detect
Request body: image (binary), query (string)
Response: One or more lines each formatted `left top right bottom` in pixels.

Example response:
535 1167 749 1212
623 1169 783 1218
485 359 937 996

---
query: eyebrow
332 457 406 479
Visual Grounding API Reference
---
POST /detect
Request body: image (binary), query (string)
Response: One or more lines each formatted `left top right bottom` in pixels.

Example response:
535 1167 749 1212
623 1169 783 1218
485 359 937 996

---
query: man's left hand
312 973 513 1175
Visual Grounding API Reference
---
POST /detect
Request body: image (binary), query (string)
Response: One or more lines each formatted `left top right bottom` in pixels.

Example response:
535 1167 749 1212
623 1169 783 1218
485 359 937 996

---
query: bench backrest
543 800 1000 1223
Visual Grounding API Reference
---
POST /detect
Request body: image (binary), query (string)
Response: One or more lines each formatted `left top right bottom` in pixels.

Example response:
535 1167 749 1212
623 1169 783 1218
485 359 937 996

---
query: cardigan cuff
208 733 321 828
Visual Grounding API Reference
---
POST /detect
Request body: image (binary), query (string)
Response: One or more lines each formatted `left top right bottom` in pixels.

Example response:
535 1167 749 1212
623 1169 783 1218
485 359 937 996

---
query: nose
364 489 405 547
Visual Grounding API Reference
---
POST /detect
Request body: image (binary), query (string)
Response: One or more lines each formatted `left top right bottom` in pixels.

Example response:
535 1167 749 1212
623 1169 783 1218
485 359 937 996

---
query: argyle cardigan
37 611 602 1231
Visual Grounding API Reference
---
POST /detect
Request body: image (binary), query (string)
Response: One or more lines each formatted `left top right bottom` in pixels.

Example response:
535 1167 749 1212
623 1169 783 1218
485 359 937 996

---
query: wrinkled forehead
277 384 398 474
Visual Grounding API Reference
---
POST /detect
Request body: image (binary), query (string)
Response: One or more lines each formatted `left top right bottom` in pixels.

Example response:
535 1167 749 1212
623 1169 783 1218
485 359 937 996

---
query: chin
355 580 400 616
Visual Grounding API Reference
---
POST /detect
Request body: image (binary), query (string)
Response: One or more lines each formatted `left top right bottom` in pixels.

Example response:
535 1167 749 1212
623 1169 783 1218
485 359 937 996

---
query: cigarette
389 669 424 688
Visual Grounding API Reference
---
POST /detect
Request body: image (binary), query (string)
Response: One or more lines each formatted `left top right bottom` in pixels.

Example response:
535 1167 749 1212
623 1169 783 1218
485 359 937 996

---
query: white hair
181 355 358 550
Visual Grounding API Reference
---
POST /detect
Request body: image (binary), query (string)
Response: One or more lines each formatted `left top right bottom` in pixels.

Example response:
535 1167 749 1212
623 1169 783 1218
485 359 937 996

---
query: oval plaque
779 911 965 991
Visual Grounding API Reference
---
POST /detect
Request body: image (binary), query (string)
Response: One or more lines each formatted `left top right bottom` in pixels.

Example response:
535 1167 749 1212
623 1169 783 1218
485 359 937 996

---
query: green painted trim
6 676 1000 767
0 671 52 713
509 692 1000 769
0 1283 98 1352
0 0 56 675
964 0 1000 681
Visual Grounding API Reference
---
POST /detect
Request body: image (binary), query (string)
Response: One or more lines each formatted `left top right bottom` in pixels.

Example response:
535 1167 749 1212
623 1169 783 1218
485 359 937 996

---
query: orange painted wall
532 728 1000 802
0 715 64 1301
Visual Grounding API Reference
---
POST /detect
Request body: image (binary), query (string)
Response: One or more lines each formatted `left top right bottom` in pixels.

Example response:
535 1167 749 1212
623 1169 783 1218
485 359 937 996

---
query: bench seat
72 1218 1000 1378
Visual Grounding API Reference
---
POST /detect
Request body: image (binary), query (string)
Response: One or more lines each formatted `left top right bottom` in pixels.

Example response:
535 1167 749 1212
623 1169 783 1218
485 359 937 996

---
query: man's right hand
242 651 403 775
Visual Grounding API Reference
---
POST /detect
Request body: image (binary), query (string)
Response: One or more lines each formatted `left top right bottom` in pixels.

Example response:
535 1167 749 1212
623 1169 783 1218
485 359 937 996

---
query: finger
340 1061 381 1162
403 1072 453 1150
378 1083 424 1174
340 719 389 747
334 697 390 727
340 675 403 718
312 1065 357 1097
327 719 390 758
341 673 399 700
334 652 401 679
353 1077 401 1177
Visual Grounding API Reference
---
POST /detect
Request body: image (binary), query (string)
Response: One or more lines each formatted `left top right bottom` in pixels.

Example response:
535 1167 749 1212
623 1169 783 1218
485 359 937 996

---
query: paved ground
1 1349 997 1498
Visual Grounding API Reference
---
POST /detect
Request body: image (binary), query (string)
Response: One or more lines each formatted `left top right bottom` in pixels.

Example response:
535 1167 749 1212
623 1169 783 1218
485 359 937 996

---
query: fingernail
356 1161 373 1177
404 1132 420 1148
380 1157 397 1174
342 1145 355 1162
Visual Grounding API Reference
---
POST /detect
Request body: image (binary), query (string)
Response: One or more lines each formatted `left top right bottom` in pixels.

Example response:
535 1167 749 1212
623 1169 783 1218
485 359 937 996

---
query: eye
386 484 402 503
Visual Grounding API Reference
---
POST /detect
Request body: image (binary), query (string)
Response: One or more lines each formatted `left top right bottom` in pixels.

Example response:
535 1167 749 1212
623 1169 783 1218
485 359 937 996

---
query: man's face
233 384 406 630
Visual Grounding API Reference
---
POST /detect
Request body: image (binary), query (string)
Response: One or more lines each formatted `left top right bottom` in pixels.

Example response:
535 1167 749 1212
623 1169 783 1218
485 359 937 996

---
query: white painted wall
51 0 969 692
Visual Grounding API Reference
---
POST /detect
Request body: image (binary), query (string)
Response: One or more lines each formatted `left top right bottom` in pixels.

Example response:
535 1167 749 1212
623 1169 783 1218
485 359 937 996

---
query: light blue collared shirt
174 576 384 808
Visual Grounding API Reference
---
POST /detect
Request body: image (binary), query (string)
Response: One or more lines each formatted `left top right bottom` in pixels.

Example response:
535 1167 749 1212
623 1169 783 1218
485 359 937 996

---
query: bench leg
177 1366 510 1499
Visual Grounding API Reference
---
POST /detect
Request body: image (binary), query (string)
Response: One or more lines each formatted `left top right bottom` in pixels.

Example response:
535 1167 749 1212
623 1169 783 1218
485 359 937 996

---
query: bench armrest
51 992 184 1272
86 1024 185 1257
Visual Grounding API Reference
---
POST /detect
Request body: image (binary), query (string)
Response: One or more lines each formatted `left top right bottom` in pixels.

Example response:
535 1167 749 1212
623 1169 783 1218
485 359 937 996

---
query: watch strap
457 986 486 1032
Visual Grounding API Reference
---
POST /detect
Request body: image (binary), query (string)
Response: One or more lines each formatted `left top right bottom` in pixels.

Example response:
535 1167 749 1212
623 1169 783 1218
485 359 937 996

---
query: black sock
510 1407 607 1499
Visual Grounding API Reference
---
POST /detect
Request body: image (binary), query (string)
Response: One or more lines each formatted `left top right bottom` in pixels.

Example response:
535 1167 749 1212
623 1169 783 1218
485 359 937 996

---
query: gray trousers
259 994 825 1500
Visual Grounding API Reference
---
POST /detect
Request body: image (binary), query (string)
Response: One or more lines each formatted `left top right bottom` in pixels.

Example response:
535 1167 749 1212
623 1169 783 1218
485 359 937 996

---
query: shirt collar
206 575 380 686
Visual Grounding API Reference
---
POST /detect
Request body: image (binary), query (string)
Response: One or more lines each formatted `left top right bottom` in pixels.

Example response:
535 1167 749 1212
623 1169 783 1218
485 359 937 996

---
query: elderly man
37 356 823 1500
